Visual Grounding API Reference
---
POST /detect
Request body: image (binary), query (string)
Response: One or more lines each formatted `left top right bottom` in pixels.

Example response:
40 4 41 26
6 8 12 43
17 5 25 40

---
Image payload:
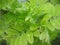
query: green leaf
46 21 55 31
55 5 60 16
39 30 50 43
50 0 60 4
25 15 31 21
40 3 55 15
19 33 27 45
30 24 38 31
0 0 16 8
0 0 60 45
26 31 34 44
40 14 53 26
50 17 60 30
33 30 40 37
10 38 16 45
10 33 27 45
38 0 48 5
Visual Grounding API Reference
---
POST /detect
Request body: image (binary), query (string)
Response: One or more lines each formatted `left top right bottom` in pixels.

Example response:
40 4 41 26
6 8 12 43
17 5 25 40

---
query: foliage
0 0 60 45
